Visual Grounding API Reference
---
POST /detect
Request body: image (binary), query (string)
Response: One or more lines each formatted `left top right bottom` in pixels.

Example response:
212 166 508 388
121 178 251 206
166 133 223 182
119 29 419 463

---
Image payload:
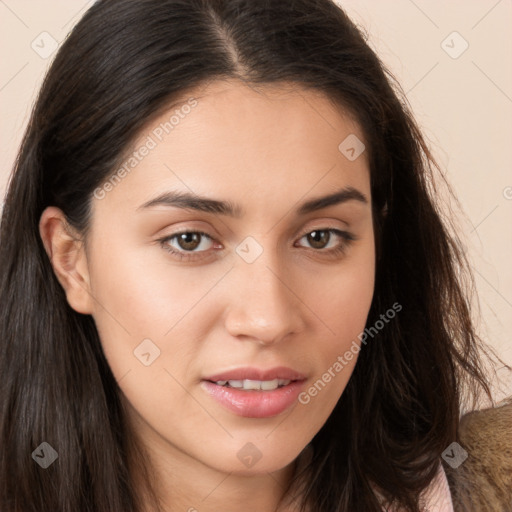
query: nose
223 252 306 346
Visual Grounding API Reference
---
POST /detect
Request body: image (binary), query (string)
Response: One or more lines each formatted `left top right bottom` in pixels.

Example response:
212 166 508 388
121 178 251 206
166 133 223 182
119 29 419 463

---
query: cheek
89 241 213 333
86 240 229 383
312 240 375 340
303 241 375 393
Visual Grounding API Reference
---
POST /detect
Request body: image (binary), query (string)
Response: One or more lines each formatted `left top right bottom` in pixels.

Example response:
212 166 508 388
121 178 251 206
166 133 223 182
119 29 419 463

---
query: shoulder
444 397 512 512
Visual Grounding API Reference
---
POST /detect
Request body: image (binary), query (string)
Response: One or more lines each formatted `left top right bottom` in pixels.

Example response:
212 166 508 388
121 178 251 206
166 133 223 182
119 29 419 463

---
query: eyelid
157 225 356 262
158 223 352 246
157 229 218 259
294 222 356 242
299 223 353 238
294 227 357 250
162 229 218 249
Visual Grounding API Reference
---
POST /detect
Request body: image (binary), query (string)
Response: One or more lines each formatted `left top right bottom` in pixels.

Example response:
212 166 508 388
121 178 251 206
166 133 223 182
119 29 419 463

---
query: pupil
179 233 200 250
308 230 329 249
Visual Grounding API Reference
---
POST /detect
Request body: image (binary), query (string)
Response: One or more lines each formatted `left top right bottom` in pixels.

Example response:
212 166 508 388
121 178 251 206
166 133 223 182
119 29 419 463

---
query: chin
201 440 305 477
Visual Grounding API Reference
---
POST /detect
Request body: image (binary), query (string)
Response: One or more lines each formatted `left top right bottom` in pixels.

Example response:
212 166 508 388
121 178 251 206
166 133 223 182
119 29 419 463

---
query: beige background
1 1 511 404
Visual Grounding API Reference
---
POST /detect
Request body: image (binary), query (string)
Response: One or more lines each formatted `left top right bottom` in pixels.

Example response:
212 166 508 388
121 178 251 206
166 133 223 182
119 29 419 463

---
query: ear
38 206 94 315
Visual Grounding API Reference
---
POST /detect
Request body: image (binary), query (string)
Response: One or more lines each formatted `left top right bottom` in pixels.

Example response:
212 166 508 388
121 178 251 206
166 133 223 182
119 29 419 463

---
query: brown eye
296 228 356 258
306 230 331 249
175 232 202 251
158 230 216 261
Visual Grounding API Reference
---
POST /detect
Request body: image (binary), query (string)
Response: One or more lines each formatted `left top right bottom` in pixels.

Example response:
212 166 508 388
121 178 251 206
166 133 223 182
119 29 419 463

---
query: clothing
380 461 454 511
416 461 454 512
376 463 454 512
296 445 454 511
443 399 512 510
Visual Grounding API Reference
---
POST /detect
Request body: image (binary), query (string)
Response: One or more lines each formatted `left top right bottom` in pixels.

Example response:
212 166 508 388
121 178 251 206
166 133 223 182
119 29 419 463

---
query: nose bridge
224 236 304 344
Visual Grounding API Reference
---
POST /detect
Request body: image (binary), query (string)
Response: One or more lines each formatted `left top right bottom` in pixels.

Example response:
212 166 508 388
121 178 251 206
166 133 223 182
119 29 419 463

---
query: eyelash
157 228 356 262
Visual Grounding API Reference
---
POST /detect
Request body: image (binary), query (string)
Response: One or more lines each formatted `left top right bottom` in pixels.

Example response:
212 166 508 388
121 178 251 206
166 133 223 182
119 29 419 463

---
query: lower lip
200 380 305 418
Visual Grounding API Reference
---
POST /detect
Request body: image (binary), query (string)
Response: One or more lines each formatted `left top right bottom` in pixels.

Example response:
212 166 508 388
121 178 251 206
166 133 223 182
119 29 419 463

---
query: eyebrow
137 186 368 217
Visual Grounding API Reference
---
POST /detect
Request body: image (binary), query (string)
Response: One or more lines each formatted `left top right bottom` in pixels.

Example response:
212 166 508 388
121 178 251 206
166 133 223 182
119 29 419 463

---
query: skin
39 79 375 512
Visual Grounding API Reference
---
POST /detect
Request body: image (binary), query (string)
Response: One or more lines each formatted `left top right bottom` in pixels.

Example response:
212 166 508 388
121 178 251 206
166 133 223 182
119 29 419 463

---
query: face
58 80 375 480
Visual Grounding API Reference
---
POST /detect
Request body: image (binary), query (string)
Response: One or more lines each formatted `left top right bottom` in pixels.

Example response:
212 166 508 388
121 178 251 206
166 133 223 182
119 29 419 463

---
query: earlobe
38 207 94 315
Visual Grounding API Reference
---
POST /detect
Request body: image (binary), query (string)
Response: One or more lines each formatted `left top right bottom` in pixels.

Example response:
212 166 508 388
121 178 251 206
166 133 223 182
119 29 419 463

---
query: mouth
206 378 294 391
200 366 306 418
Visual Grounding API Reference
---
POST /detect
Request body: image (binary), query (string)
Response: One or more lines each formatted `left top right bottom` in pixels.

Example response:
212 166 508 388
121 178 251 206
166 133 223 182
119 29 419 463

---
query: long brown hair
0 1 507 510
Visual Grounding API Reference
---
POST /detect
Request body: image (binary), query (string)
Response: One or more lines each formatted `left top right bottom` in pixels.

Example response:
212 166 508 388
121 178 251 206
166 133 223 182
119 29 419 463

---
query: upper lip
203 366 306 382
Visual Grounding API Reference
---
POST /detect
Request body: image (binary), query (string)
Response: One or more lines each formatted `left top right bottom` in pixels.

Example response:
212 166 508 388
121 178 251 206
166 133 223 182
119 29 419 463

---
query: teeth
244 379 264 390
214 379 291 390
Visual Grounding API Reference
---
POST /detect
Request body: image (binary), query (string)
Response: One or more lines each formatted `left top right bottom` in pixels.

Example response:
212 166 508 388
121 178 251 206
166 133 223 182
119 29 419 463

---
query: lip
201 380 305 418
203 366 306 382
201 366 307 419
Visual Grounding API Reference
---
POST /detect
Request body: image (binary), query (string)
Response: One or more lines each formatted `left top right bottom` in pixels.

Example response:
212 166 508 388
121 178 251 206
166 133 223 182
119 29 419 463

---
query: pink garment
378 460 454 511
416 462 454 512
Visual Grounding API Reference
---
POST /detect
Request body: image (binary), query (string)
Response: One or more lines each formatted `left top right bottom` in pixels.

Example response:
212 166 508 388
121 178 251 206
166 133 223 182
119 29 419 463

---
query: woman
0 1 506 511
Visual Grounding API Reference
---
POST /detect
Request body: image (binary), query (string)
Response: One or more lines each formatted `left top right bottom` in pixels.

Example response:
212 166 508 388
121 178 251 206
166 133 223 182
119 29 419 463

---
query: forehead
93 79 370 217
